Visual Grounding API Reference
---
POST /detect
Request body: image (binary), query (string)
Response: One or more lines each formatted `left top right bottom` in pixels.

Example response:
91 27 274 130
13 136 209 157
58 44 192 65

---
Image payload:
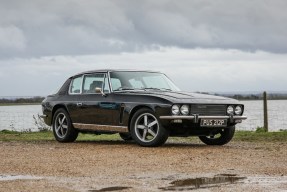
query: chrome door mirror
95 87 106 97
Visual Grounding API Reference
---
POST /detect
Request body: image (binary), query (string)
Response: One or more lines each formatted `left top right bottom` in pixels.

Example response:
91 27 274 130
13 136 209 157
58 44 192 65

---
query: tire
52 108 78 142
130 108 169 147
119 133 133 141
199 126 235 145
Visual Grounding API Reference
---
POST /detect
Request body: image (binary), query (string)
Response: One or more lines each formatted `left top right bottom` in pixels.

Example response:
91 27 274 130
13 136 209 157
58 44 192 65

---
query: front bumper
160 115 247 124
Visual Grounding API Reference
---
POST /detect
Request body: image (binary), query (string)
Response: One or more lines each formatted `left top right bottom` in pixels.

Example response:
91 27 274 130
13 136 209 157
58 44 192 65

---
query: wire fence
0 101 287 132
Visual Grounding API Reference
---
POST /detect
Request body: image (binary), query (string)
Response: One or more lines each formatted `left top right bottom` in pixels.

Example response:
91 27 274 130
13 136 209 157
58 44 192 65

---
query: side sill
73 123 129 133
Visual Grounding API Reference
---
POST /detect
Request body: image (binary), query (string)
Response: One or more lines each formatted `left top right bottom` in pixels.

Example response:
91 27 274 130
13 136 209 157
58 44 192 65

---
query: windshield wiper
113 87 135 91
144 87 172 91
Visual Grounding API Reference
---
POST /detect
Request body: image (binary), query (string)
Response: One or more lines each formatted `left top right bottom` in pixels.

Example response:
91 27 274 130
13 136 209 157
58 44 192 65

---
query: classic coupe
41 70 247 147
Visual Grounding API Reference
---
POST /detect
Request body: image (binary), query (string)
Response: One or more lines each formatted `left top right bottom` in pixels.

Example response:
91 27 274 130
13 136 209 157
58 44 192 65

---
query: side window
82 73 109 94
70 76 82 94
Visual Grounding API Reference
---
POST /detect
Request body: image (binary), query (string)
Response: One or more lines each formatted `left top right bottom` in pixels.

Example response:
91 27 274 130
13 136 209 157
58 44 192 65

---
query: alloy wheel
54 113 68 138
134 113 159 143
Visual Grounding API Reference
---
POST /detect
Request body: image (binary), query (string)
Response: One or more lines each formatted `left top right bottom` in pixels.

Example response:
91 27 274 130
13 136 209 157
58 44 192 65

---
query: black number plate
200 119 227 127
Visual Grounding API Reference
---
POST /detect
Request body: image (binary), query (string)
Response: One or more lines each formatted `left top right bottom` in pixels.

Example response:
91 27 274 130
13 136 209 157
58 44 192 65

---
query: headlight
171 105 180 115
235 105 242 115
180 105 189 115
227 105 234 115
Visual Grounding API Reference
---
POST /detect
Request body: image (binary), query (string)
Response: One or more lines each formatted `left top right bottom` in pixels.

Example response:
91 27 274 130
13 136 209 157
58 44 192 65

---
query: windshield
109 71 180 92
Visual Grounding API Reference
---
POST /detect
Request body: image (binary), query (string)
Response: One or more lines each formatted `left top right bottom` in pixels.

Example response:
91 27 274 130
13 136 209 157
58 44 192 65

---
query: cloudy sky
0 0 287 96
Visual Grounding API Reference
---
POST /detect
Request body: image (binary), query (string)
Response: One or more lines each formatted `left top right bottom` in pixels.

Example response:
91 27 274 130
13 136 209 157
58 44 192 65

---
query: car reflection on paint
41 70 247 147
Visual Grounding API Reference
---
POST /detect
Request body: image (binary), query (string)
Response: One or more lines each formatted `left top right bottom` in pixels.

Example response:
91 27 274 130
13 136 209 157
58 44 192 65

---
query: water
237 100 287 131
159 174 246 191
0 100 286 132
0 105 42 132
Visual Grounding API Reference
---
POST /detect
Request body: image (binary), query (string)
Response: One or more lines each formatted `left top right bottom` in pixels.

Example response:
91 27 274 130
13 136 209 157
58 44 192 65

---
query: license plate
200 119 227 127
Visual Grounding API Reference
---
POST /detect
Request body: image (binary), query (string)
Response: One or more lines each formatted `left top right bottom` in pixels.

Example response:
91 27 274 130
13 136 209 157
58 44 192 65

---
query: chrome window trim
108 71 114 92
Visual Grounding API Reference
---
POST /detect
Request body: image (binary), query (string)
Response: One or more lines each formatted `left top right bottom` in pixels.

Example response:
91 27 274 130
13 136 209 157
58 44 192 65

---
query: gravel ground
0 139 287 192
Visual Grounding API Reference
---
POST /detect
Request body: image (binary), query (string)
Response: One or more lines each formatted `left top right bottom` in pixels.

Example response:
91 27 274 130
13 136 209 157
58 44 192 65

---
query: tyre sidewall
199 126 235 145
119 133 133 141
52 108 78 142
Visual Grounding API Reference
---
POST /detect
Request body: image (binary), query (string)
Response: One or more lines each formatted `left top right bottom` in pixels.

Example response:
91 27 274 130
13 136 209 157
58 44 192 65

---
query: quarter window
70 76 82 94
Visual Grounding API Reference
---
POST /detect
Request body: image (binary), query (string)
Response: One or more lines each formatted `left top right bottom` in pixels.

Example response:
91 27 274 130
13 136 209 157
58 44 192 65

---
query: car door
76 73 121 125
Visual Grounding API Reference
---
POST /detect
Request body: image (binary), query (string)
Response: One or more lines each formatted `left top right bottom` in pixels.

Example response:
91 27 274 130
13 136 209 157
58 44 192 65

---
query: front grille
190 104 226 116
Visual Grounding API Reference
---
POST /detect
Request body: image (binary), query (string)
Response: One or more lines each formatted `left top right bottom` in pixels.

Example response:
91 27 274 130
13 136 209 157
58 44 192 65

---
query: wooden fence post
263 91 268 132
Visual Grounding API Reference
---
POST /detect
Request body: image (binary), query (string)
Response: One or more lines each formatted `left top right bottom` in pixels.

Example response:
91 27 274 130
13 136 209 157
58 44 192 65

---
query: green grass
233 131 287 142
1 130 287 143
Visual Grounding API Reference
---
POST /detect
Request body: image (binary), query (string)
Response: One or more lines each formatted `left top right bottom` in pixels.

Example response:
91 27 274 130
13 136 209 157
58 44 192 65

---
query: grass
233 131 287 142
0 130 286 143
0 130 120 142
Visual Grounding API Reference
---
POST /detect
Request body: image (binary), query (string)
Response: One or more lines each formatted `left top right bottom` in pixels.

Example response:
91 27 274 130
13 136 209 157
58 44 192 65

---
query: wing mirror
95 87 107 97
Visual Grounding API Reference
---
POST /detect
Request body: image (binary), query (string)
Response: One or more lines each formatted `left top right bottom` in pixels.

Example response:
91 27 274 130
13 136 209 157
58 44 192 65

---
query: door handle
77 102 83 107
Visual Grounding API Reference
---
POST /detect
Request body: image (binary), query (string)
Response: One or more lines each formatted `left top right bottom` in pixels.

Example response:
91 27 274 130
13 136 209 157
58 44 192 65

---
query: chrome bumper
159 115 247 123
39 115 47 118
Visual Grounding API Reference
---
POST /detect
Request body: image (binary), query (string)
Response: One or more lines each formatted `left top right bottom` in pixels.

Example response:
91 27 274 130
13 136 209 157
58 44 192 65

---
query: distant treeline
0 96 45 104
224 94 287 100
197 92 287 100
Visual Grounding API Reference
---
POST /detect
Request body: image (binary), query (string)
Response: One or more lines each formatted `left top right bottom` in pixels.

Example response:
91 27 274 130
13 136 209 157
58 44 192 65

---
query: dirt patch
0 139 287 191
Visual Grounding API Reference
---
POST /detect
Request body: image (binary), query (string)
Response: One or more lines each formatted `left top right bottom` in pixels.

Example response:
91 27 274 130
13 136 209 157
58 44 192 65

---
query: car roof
71 69 161 77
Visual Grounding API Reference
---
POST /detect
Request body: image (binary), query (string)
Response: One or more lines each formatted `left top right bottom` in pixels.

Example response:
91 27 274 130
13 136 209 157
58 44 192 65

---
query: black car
41 70 247 147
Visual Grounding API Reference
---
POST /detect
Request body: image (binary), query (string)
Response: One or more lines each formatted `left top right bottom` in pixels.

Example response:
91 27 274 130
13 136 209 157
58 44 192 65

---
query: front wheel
52 108 78 142
130 108 169 147
199 126 235 145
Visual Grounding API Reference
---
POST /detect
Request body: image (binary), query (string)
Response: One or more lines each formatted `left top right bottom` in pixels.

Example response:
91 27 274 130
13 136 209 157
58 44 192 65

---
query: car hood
120 90 240 104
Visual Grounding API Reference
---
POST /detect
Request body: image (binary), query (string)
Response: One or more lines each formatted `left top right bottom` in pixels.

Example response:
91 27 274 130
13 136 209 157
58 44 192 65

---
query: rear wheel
52 108 78 142
130 108 169 147
199 126 235 145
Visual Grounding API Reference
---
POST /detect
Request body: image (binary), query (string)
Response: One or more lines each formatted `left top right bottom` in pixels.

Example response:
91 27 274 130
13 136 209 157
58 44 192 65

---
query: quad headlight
171 105 180 115
227 105 234 115
235 105 242 115
180 105 189 115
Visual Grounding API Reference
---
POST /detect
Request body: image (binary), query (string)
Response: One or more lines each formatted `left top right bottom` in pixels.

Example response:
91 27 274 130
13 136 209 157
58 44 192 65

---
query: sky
0 0 287 96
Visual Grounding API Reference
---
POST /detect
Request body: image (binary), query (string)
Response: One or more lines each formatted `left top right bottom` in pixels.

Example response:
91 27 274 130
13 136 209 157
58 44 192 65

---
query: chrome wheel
54 113 68 138
135 113 159 143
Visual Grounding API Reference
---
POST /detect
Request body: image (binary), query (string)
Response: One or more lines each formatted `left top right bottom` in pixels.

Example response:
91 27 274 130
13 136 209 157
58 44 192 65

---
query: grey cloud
0 0 287 59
